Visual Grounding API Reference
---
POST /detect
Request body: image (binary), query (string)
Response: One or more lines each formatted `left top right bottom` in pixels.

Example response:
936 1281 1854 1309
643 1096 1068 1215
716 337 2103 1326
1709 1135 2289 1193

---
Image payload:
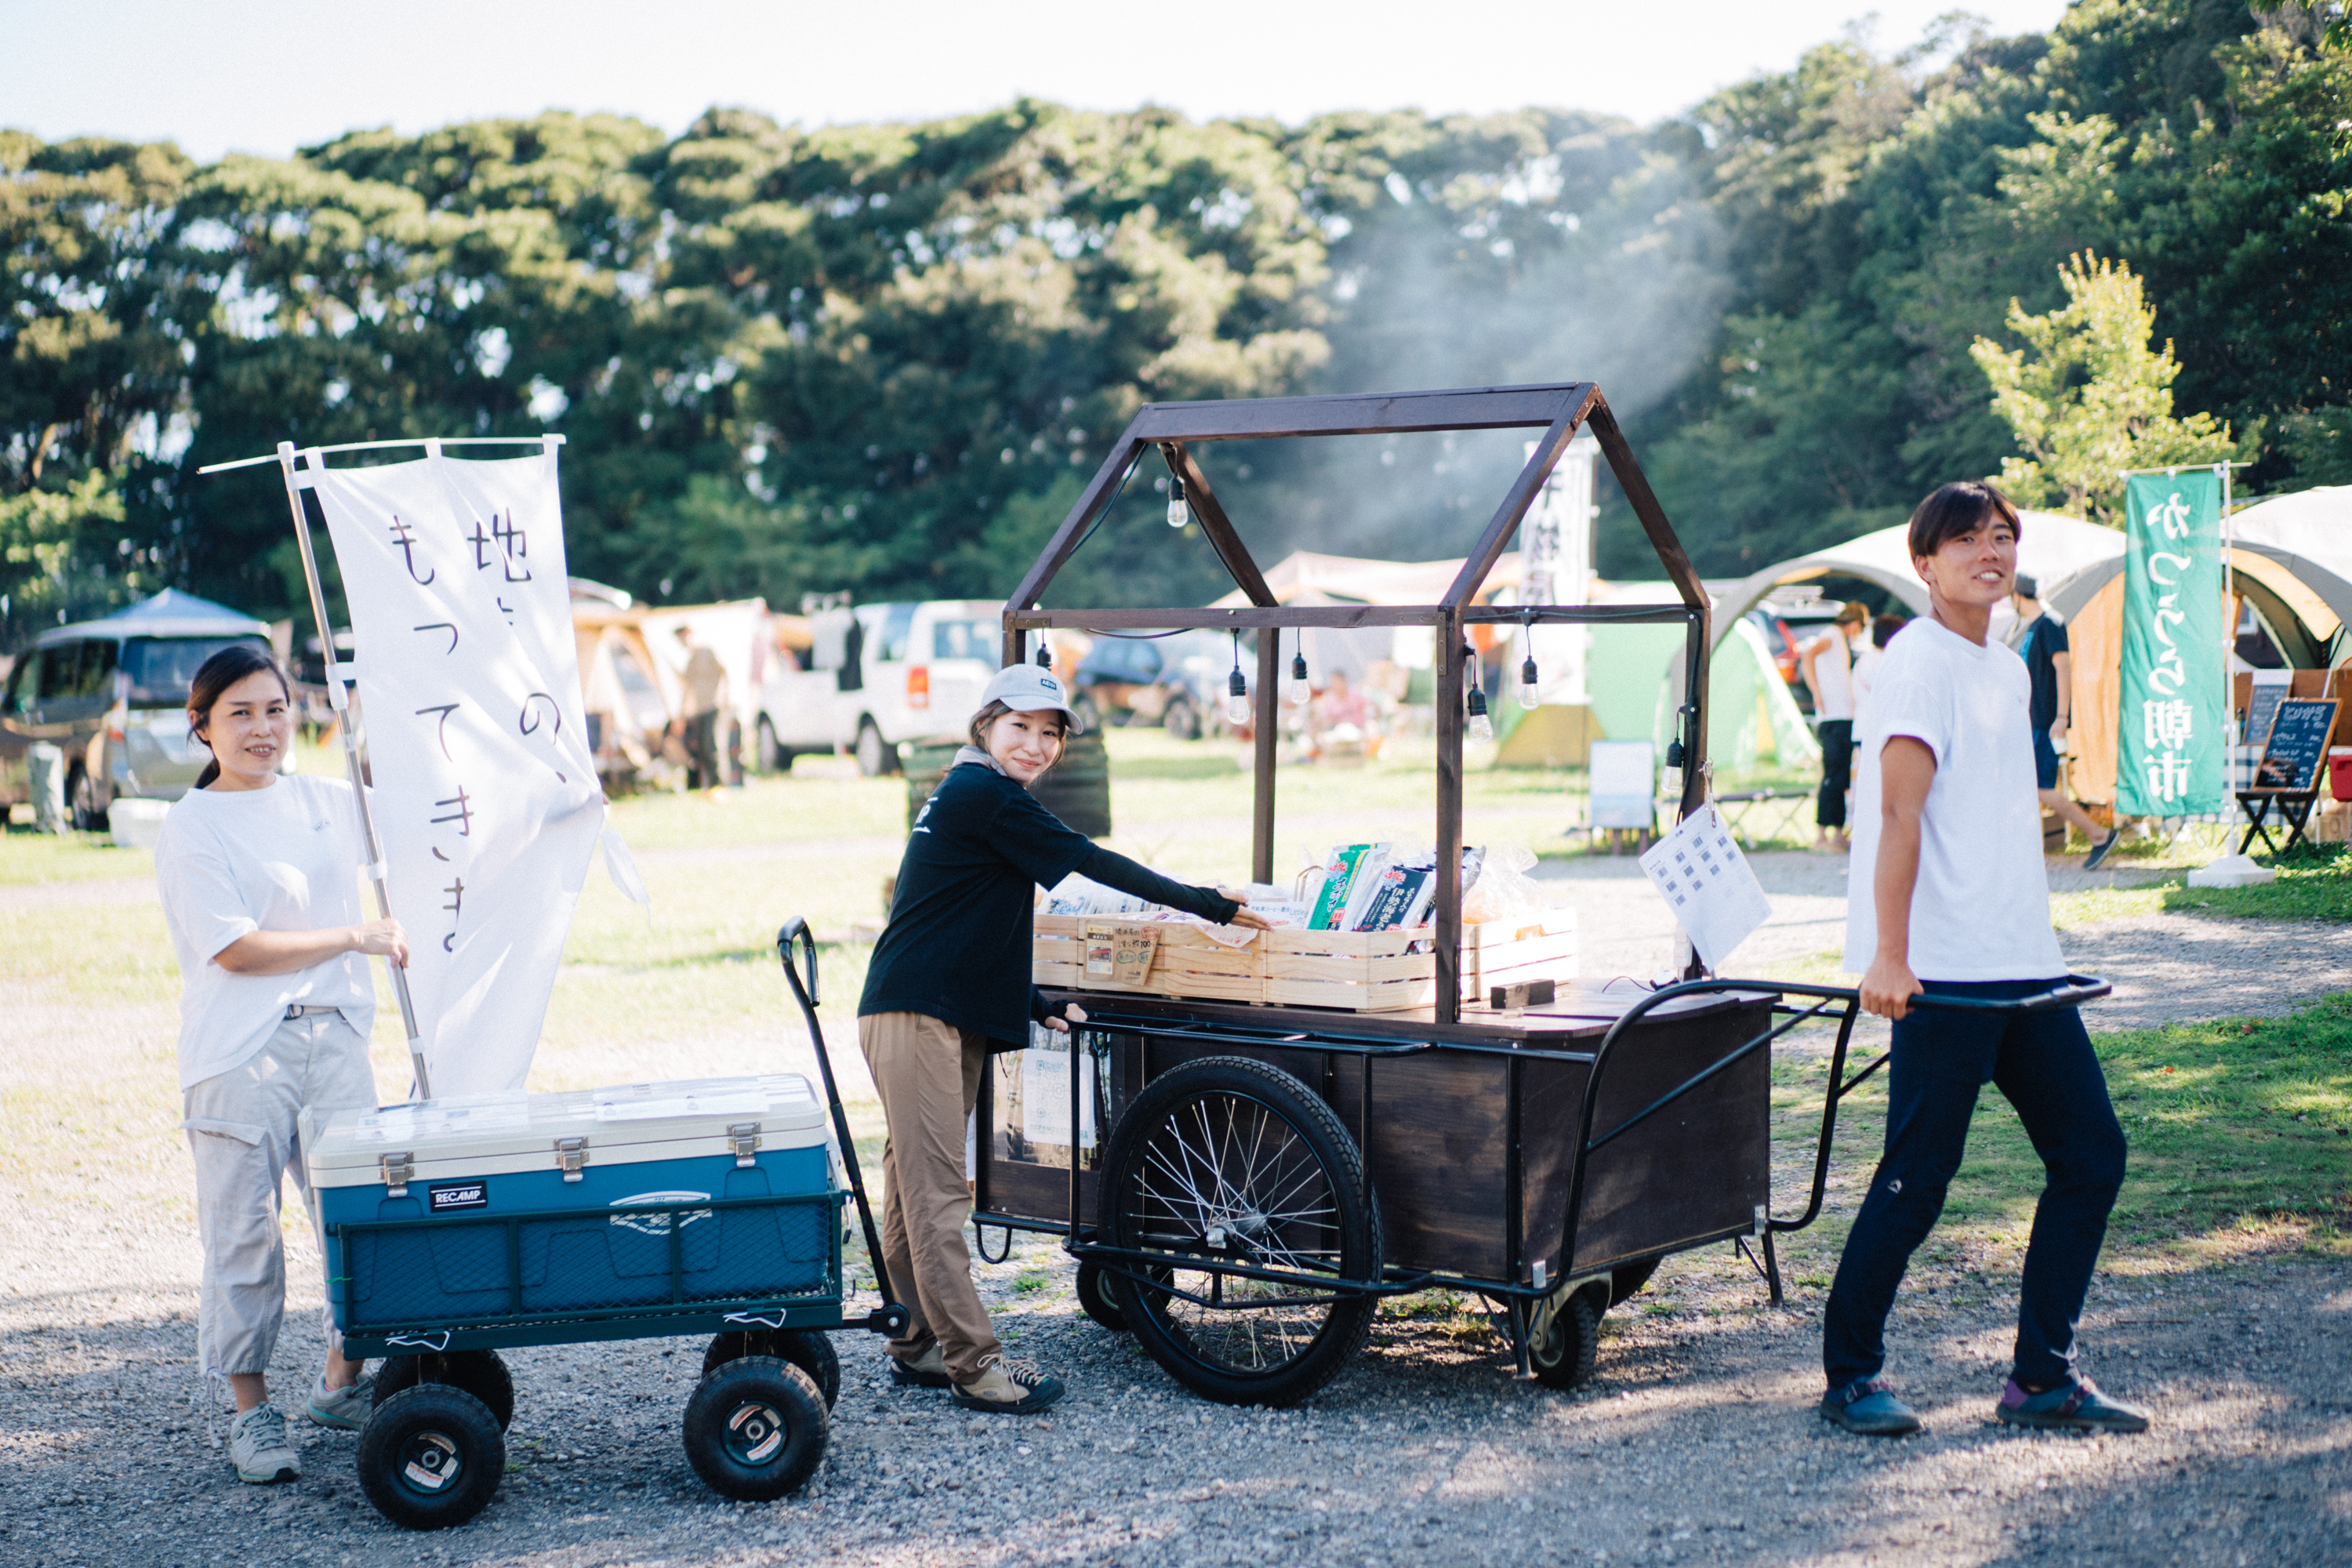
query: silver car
2 594 272 829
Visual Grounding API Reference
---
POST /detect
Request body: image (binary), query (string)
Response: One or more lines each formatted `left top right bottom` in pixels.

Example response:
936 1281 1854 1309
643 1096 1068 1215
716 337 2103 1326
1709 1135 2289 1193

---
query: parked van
756 599 1004 775
0 590 272 829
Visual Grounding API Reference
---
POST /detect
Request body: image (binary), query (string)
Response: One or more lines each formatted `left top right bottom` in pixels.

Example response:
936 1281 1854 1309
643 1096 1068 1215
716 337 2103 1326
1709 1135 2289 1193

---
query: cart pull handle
775 920 904 1331
779 915 818 1007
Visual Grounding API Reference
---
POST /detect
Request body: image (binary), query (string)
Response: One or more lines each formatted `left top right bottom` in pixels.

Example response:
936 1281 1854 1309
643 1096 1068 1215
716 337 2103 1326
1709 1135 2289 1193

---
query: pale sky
9 0 2070 160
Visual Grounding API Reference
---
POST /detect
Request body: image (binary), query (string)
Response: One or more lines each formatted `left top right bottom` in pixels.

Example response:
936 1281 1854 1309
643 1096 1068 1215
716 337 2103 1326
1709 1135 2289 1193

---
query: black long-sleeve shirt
858 760 1240 1049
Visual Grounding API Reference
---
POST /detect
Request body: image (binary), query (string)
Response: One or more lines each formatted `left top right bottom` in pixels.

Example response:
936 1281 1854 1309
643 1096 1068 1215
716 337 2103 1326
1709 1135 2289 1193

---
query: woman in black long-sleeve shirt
857 663 1267 1414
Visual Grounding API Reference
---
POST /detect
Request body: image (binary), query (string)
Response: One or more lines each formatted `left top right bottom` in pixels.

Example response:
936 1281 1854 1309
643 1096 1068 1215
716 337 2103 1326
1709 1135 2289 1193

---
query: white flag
308 445 602 1096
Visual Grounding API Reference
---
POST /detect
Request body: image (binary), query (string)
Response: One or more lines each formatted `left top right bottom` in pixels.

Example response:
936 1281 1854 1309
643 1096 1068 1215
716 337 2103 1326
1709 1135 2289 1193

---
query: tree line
4 0 2346 643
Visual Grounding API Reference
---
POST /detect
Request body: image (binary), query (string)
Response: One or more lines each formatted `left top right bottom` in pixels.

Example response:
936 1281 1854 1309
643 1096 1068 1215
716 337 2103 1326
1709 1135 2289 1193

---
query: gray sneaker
228 1403 303 1483
304 1370 376 1431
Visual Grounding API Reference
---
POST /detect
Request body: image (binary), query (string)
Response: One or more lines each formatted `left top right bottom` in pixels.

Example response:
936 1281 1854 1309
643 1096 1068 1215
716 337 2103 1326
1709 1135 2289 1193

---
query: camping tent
1580 582 1819 775
1714 511 2126 648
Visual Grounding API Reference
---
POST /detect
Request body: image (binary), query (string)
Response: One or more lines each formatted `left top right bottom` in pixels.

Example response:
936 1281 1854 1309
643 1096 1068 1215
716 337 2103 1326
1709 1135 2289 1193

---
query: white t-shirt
157 773 377 1088
1811 629 1857 721
1850 643 1882 719
1842 616 2066 982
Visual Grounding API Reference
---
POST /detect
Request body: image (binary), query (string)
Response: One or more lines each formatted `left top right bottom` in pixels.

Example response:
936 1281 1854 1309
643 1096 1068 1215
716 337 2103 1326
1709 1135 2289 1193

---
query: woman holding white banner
856 662 1271 1415
155 647 409 1483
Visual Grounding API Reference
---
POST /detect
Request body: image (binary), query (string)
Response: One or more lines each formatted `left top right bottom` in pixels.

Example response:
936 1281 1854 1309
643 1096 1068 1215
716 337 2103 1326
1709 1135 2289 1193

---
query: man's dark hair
1907 481 2020 561
1871 614 1905 649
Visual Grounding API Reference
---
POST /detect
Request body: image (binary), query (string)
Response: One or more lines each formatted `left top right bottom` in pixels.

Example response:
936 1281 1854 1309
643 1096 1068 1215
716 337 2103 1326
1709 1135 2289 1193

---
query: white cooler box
304 1074 845 1345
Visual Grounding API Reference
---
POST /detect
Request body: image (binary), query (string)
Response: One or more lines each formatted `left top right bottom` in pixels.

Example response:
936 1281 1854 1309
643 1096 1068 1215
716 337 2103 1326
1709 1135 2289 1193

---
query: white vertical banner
308 445 603 1096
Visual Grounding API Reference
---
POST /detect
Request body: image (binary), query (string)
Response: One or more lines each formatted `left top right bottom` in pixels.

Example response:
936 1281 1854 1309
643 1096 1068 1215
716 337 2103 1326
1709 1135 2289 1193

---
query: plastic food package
1461 843 1548 927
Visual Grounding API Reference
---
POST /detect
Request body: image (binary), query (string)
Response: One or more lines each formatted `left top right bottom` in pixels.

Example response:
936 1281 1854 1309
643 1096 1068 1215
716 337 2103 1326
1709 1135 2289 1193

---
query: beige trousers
858 1011 1000 1381
181 1013 379 1378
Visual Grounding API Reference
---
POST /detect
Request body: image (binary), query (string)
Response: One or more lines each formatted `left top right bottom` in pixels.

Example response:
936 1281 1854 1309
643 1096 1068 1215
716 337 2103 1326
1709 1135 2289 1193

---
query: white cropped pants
181 1013 379 1380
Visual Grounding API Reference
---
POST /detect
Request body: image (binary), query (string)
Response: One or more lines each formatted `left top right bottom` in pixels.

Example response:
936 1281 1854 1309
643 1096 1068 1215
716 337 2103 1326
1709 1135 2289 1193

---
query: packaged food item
1043 873 1156 916
1308 844 1388 929
1461 843 1544 926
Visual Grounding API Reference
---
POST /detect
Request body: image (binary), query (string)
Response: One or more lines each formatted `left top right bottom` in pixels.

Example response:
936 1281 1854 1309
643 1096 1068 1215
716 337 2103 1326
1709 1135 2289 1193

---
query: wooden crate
1033 910 1577 1013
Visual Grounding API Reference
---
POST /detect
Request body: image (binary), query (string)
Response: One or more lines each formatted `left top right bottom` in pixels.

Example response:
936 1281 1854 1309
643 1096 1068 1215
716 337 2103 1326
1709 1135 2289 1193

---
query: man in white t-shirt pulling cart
1822 481 2150 1438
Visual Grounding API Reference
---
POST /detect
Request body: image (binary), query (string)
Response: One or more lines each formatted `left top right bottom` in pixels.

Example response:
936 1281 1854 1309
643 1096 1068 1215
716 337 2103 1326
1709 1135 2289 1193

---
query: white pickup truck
755 599 1004 775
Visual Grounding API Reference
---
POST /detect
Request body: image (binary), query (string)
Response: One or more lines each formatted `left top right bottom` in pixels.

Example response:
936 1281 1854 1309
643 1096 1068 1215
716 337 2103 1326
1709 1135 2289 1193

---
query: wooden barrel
903 731 1112 838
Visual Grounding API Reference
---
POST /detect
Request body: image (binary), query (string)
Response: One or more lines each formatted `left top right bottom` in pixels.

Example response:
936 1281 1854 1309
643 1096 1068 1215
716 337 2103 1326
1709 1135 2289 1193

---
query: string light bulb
1288 650 1311 705
1226 631 1250 726
1518 655 1541 710
1467 688 1494 743
1167 476 1189 528
1036 640 1053 669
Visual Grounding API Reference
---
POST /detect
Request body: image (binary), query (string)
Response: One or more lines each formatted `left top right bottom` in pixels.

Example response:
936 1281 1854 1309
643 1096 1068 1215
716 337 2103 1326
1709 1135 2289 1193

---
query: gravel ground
2 1221 2345 1568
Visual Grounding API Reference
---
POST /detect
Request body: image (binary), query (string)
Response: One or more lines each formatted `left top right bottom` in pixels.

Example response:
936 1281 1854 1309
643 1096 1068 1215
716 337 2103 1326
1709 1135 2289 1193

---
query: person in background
1801 602 1870 851
1851 614 1907 721
154 647 407 1483
674 624 729 790
1308 669 1378 760
2012 575 2121 869
858 663 1272 1414
1828 480 2144 1439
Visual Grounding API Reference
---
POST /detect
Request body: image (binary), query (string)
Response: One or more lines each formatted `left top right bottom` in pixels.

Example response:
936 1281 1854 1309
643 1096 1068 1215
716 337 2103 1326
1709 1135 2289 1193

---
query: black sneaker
1818 1378 1922 1436
1995 1376 2149 1433
2082 831 2121 871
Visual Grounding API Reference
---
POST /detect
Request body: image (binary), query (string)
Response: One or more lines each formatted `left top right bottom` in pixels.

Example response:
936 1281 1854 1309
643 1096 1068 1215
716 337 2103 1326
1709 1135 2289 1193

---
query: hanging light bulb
1288 649 1311 705
1467 688 1495 743
1167 476 1189 528
1225 631 1251 726
1035 639 1053 669
1518 654 1541 710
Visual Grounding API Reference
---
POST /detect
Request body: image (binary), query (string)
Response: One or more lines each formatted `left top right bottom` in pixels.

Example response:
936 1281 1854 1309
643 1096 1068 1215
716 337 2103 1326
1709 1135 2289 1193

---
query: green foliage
1 1 2347 629
2164 842 2352 921
1971 252 2242 521
2272 405 2352 485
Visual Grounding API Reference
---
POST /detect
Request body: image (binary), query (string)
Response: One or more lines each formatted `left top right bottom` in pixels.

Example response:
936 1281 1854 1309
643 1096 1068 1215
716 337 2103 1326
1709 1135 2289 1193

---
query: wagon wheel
1526 1282 1603 1389
702 1329 840 1409
373 1349 515 1431
1099 1055 1382 1406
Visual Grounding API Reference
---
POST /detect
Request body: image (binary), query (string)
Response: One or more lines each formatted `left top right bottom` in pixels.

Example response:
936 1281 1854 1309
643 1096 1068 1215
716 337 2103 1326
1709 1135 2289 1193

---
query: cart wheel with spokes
1099 1054 1382 1406
702 1328 840 1408
682 1356 828 1501
373 1348 515 1431
358 1384 506 1530
1526 1283 1604 1389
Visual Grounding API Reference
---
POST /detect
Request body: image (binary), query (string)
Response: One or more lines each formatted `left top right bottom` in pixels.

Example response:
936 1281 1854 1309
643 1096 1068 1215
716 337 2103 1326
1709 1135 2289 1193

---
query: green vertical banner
2115 469 2225 816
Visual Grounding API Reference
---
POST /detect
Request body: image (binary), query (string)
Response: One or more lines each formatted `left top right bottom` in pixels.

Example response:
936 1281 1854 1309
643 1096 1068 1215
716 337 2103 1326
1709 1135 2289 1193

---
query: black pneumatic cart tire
681 1356 828 1502
358 1384 506 1530
1101 1055 1382 1407
702 1328 840 1408
1076 1261 1129 1333
1527 1284 1603 1390
372 1349 516 1431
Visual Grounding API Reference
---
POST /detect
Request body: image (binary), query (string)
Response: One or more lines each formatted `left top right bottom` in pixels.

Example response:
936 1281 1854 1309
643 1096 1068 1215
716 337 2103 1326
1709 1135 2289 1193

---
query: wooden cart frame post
1001 383 1714 1022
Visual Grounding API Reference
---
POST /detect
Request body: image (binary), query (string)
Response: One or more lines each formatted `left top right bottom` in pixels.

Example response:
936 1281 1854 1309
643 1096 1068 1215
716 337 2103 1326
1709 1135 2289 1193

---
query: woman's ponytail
187 645 291 789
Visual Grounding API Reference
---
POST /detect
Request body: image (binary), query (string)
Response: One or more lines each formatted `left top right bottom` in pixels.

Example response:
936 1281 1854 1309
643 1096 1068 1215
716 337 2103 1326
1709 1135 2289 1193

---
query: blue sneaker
304 1370 376 1430
1818 1378 1922 1436
1996 1376 2149 1433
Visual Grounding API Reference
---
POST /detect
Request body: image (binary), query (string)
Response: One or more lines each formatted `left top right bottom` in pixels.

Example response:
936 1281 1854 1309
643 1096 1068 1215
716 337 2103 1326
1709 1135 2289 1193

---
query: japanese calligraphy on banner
2115 469 2225 817
309 446 604 1097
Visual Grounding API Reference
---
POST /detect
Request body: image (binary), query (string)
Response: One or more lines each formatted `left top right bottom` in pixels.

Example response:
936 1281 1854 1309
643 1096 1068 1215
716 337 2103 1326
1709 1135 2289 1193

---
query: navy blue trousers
1822 979 2126 1392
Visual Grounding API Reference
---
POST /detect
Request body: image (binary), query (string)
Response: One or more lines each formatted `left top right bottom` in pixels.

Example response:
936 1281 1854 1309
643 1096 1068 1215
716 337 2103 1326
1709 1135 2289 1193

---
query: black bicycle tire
1100 1054 1381 1406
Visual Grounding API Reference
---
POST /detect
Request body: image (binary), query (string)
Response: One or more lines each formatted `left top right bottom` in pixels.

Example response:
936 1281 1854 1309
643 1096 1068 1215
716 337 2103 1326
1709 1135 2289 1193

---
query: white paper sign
1021 1046 1096 1151
1638 804 1773 971
307 446 604 1098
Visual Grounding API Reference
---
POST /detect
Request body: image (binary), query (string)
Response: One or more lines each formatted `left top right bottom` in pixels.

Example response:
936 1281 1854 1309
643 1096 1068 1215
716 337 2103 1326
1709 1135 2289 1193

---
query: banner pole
274 441 434 1102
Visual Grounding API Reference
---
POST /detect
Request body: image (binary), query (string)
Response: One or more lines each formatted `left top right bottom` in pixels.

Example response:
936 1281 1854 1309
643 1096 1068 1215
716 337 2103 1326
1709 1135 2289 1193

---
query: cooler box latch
554 1135 590 1182
727 1122 763 1167
380 1152 414 1197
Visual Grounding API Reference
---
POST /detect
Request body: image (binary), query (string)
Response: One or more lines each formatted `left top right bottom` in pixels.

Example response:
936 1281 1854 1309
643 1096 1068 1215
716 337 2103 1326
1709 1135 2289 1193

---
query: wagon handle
1555 974 2109 1304
776 917 906 1334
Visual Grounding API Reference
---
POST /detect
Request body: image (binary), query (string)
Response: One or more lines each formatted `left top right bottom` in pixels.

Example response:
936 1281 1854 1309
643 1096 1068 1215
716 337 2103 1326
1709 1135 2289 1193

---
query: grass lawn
5 725 2345 1281
1765 991 2352 1297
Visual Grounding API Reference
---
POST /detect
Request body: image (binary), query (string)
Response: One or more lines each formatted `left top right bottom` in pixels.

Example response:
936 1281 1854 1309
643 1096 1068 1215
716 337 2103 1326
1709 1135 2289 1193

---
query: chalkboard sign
2242 681 2288 746
2249 698 2339 793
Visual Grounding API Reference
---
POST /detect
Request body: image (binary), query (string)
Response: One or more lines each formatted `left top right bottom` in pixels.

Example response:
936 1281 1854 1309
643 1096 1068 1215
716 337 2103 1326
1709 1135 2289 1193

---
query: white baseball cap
979 662 1085 734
